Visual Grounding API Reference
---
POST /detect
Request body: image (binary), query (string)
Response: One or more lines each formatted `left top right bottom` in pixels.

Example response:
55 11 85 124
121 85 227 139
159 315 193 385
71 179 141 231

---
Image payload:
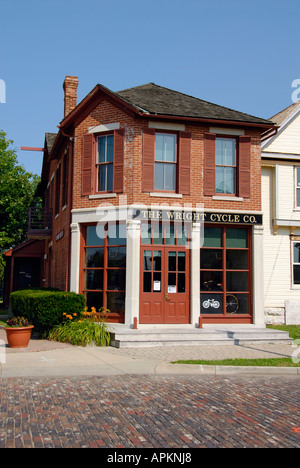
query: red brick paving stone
0 375 299 448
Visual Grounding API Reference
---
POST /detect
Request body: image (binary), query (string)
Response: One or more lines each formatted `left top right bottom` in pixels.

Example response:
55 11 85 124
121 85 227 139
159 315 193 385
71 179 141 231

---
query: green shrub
47 319 111 347
10 289 86 333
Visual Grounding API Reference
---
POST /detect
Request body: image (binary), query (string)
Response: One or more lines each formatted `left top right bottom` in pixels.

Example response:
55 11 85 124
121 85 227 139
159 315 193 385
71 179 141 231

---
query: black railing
27 207 52 238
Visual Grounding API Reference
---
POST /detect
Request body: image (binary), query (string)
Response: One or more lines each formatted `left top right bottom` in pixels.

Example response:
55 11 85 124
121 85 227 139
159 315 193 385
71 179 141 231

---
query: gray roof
116 83 272 125
270 101 300 126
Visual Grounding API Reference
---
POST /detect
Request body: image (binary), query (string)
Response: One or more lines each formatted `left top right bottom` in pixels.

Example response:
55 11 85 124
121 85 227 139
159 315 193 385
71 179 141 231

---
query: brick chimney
63 75 79 117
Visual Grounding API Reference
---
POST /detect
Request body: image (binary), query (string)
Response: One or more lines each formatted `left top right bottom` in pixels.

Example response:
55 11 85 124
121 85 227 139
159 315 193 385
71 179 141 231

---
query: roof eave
136 111 275 130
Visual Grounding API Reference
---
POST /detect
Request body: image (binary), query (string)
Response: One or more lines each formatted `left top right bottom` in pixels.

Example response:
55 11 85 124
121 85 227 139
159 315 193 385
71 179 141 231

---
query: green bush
10 289 86 333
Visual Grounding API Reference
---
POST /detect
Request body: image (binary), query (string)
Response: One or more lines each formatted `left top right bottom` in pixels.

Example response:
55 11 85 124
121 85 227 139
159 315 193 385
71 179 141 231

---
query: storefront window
200 226 250 316
83 224 126 320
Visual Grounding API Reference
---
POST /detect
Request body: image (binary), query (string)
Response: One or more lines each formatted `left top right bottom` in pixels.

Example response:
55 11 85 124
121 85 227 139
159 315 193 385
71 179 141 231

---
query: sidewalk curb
160 363 300 376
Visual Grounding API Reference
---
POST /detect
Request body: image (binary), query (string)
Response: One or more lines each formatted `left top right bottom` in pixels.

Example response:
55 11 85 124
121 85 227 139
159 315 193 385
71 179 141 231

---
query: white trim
149 192 183 199
88 122 120 134
89 193 117 199
148 121 185 131
209 127 245 136
262 151 300 160
212 196 243 202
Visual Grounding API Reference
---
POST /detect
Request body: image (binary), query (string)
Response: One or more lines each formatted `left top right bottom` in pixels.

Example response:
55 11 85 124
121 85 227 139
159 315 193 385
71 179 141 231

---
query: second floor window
296 167 300 207
97 134 114 192
216 137 236 195
154 133 177 191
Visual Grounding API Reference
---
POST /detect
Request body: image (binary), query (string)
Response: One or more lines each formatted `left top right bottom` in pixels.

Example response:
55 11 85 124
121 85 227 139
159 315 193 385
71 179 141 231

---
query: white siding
276 165 300 222
266 113 300 154
262 167 300 320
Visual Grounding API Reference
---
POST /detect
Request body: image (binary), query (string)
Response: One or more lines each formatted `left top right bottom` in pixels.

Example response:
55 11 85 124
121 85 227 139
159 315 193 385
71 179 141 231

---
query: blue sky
1 0 300 176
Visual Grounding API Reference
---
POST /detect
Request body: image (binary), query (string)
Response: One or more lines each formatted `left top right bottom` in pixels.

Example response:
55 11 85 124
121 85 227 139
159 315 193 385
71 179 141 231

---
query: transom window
216 137 236 194
154 133 177 191
97 134 114 192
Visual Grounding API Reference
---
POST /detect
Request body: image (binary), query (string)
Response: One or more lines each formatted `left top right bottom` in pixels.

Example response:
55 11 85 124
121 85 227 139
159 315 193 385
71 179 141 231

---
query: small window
215 138 236 194
293 242 300 285
296 167 300 207
97 135 114 192
154 133 177 191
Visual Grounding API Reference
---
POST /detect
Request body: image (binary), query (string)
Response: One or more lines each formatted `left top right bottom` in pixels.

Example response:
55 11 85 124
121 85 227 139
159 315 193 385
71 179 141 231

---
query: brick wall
72 98 263 212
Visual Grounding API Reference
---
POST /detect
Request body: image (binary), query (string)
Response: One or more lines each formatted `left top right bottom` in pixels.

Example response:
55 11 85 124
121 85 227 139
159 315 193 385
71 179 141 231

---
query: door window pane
144 251 152 270
178 252 186 271
178 273 185 293
143 272 152 292
168 252 176 271
153 251 162 271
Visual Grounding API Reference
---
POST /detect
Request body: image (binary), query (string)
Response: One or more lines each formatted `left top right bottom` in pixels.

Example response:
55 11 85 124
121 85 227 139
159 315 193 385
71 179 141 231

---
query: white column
252 225 265 326
125 219 141 326
190 222 201 326
70 222 80 293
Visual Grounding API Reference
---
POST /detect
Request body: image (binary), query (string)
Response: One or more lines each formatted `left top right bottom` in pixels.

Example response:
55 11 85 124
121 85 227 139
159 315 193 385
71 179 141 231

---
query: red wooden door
140 246 189 324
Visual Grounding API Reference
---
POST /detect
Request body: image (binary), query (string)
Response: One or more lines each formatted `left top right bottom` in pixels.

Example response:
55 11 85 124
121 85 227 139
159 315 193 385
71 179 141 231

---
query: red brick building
14 76 275 327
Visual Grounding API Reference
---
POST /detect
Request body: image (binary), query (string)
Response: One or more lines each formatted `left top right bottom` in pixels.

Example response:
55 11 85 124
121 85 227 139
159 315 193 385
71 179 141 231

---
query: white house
262 101 300 324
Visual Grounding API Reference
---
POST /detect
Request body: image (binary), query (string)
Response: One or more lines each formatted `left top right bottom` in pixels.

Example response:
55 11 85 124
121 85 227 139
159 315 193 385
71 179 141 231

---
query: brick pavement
0 374 299 448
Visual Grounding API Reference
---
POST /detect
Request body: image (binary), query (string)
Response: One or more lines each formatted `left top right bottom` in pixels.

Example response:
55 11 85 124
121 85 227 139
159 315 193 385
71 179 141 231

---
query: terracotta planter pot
5 326 34 348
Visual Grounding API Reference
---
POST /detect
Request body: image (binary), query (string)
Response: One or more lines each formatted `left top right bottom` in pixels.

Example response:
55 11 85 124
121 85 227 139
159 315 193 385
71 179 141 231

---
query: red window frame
80 223 126 323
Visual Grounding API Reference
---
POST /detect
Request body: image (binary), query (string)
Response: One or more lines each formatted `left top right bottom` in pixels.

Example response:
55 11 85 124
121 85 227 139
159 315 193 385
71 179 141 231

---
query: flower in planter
6 316 32 328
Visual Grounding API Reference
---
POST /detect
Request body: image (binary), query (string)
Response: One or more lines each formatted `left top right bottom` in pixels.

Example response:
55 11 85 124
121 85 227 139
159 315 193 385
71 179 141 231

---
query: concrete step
109 325 293 348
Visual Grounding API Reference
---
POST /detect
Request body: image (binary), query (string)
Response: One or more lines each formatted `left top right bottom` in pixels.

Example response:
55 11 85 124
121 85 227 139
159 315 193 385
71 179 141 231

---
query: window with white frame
154 133 177 191
296 167 300 208
293 241 300 285
97 134 114 192
216 137 236 195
